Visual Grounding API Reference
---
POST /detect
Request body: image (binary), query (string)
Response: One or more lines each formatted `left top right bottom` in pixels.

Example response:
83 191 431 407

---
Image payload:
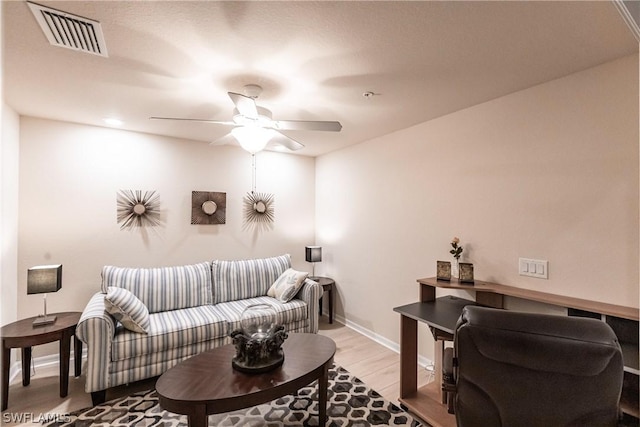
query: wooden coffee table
156 333 336 427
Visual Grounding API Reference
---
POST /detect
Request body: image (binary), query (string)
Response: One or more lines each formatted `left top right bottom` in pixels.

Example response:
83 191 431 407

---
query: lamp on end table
27 264 62 327
305 246 322 279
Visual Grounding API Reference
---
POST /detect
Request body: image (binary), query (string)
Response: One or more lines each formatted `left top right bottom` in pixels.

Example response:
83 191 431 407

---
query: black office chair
451 306 624 427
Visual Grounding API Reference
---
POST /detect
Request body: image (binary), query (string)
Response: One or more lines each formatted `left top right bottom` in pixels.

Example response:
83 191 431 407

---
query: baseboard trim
329 313 432 368
8 350 86 384
10 319 430 383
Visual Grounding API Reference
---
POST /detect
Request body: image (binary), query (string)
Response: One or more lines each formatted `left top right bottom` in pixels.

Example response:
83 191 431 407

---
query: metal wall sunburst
117 190 161 230
191 191 226 225
243 191 275 223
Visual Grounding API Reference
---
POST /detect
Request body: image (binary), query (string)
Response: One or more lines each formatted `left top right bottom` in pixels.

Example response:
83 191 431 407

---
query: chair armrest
76 292 116 393
293 278 322 333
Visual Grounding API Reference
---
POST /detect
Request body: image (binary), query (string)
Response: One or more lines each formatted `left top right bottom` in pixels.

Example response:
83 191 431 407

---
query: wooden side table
312 277 335 324
1 311 82 410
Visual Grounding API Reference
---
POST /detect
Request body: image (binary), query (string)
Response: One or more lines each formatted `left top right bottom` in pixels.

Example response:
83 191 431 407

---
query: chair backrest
454 306 623 427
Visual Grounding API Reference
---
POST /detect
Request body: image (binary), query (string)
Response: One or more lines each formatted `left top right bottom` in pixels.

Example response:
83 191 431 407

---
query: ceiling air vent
27 1 108 57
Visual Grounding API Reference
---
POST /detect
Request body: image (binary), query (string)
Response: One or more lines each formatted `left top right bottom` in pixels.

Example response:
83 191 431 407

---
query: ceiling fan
150 84 342 153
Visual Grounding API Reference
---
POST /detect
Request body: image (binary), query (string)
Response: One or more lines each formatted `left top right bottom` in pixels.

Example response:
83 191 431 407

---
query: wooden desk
394 296 477 427
422 276 640 418
417 276 639 321
394 277 639 425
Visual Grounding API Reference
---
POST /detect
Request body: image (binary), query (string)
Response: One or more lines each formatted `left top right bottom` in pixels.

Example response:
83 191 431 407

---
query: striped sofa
75 254 321 405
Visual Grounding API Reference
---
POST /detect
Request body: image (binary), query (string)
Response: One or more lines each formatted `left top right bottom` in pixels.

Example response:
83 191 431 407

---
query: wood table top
156 333 336 414
311 277 334 287
394 296 479 335
418 277 639 321
1 312 81 339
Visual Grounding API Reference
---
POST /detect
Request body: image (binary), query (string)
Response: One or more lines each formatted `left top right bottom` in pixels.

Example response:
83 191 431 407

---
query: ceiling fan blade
228 92 259 118
269 132 305 151
274 120 342 132
150 117 235 125
210 133 237 146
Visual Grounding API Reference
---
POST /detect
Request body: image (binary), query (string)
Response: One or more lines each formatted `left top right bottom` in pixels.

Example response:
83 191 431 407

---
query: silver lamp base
33 315 57 327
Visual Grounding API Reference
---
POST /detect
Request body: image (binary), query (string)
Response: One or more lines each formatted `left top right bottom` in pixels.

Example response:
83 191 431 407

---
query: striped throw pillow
104 287 150 334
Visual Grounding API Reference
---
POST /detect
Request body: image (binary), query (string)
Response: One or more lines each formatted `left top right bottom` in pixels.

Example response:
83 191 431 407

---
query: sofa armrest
294 278 322 333
76 292 116 393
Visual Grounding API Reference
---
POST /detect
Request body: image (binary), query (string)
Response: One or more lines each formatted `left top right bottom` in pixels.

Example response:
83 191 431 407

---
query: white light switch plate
519 258 548 279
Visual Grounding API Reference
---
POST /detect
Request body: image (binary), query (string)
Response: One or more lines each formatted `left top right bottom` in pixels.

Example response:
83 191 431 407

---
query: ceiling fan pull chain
252 153 257 194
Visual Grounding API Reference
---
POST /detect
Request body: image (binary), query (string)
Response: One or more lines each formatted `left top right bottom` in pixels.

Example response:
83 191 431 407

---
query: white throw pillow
104 287 150 334
267 268 308 302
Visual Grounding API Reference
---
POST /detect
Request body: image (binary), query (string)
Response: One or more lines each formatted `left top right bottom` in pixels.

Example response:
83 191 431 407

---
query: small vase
452 259 459 279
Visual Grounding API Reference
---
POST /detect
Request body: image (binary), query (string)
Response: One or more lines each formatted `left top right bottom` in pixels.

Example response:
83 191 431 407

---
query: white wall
1 0 20 326
17 118 316 338
316 54 639 361
1 104 20 327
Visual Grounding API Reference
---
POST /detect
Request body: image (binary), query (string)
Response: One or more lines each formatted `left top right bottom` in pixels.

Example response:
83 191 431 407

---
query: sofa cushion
101 262 212 313
213 296 308 333
211 254 291 304
268 268 308 302
104 287 149 334
110 337 229 384
111 305 227 362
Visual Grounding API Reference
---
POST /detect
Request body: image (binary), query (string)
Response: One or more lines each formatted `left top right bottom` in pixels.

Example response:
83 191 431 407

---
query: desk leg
74 335 82 377
435 339 444 403
60 330 71 397
21 347 32 386
399 315 418 398
2 344 10 411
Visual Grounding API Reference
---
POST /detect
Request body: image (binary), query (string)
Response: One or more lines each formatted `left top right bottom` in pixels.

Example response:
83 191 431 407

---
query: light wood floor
1 319 432 426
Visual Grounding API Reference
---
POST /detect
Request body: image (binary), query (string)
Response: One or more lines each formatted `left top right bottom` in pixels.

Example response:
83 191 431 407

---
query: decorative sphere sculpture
231 303 288 374
241 303 276 339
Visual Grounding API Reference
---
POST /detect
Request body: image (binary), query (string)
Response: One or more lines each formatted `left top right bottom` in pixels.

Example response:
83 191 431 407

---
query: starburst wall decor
242 154 275 225
116 190 161 230
243 191 275 223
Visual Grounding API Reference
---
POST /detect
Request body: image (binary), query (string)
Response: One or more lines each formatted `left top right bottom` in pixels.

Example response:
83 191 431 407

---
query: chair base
442 346 456 414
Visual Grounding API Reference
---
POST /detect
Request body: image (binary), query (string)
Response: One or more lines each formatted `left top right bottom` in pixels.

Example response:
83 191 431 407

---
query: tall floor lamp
27 264 62 327
305 246 322 279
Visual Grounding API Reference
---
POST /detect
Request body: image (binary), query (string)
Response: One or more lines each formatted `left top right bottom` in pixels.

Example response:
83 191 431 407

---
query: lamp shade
305 246 322 263
27 265 62 294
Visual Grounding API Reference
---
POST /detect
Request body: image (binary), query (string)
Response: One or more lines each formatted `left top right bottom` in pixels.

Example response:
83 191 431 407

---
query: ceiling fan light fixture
231 126 275 154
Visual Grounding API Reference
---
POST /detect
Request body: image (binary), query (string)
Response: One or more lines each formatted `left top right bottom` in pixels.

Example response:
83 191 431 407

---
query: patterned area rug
48 365 422 426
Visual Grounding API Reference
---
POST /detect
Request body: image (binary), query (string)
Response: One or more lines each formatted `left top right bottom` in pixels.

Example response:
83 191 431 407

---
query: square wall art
192 191 226 225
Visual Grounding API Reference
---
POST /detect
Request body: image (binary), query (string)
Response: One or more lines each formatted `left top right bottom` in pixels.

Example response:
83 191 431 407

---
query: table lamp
305 246 322 278
27 264 62 327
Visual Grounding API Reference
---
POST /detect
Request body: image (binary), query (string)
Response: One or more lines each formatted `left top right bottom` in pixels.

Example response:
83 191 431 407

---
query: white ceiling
3 1 637 157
